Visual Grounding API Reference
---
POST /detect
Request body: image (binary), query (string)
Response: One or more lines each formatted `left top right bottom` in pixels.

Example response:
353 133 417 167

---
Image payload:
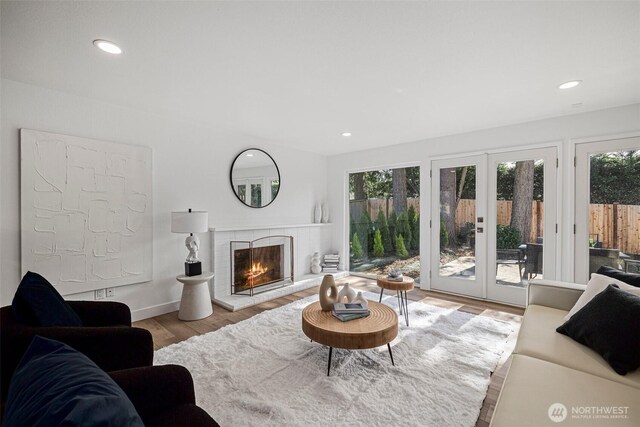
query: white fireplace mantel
209 223 345 311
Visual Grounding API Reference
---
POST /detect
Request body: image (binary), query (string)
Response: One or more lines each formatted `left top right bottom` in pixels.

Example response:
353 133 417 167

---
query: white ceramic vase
319 275 338 311
337 282 356 303
311 252 321 274
314 204 322 223
352 291 368 309
321 203 329 223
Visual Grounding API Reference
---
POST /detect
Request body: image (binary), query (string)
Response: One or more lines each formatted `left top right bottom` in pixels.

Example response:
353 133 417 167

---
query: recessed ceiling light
558 80 582 90
341 132 352 137
93 39 123 55
246 153 254 157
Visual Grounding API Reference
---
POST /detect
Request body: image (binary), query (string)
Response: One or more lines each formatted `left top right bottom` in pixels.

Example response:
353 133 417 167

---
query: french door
574 137 640 284
431 147 558 305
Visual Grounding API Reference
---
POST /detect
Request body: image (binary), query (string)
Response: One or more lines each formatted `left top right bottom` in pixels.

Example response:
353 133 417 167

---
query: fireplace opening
231 235 293 296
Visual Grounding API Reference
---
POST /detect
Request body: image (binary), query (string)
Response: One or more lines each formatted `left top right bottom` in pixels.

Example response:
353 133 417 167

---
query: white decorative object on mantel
337 282 356 303
321 203 329 223
311 252 322 274
314 204 322 223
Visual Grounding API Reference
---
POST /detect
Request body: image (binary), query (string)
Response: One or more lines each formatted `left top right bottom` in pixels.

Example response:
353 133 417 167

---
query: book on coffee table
331 310 371 322
333 302 369 314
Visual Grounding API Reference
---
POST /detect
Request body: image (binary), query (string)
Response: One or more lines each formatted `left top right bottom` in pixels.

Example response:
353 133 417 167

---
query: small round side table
176 272 214 321
376 276 415 327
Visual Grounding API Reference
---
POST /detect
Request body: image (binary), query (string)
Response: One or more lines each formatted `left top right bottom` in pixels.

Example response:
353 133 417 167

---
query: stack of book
331 302 370 322
322 253 340 272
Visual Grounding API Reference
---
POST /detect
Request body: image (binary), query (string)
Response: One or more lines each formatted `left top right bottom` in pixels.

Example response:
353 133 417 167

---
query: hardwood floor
134 276 523 427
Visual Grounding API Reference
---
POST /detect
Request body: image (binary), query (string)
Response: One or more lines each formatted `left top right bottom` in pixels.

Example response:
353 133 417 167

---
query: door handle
476 227 484 233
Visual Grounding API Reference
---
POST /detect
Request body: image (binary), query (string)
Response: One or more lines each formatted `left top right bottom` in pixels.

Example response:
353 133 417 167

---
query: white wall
327 103 640 286
0 79 328 318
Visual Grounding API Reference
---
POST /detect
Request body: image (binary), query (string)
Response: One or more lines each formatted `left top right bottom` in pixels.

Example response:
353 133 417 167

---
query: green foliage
496 225 522 249
351 233 364 259
373 230 385 257
589 151 640 204
412 214 420 251
396 234 409 258
350 216 356 242
349 166 420 200
388 211 398 251
397 212 413 250
496 162 544 202
440 219 449 249
407 205 419 250
375 208 393 254
357 211 373 254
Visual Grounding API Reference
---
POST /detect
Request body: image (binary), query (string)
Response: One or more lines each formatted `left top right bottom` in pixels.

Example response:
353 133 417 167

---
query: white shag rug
155 292 513 427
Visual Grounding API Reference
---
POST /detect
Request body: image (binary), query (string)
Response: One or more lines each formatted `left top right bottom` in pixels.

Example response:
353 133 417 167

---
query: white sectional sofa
490 280 640 426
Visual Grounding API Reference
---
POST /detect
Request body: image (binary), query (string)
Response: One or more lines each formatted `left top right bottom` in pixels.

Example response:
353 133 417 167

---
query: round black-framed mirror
229 148 281 208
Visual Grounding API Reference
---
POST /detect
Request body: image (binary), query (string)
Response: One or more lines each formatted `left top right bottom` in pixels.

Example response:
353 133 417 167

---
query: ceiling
2 1 639 156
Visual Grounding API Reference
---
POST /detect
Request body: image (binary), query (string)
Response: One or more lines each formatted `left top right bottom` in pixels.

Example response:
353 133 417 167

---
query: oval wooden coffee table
377 276 415 327
302 301 398 376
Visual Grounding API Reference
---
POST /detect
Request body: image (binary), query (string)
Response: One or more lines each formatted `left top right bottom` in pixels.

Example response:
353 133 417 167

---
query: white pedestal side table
176 272 214 321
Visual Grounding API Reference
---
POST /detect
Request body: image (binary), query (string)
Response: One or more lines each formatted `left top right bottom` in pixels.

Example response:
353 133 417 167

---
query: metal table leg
379 287 384 302
327 347 333 376
387 343 395 366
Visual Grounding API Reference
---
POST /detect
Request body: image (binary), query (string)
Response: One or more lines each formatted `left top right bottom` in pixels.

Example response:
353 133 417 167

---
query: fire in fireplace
234 245 284 292
230 235 294 296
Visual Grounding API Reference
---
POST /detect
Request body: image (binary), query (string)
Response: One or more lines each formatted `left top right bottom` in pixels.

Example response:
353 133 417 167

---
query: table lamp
171 209 209 276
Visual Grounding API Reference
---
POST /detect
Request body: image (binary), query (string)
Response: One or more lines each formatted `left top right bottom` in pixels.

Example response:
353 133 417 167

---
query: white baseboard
131 300 181 322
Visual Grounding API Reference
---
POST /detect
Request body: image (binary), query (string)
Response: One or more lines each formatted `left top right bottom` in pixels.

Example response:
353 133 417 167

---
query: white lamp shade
171 211 209 233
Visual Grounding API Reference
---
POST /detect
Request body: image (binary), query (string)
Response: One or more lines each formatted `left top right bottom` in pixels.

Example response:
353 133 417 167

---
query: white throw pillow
564 273 640 321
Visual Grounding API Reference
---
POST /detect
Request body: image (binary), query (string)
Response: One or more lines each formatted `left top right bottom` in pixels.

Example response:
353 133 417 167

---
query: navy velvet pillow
557 284 640 375
3 336 144 427
596 265 640 287
11 271 82 326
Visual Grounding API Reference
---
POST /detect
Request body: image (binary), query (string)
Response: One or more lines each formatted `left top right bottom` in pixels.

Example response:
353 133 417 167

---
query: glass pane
250 183 262 207
348 167 420 282
439 165 476 280
588 151 640 275
495 160 544 287
237 185 246 202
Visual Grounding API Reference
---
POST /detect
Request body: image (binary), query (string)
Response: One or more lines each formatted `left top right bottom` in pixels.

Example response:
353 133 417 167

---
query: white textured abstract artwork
21 129 153 295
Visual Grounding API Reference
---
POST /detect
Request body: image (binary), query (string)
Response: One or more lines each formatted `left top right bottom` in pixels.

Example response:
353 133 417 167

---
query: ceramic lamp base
185 261 202 277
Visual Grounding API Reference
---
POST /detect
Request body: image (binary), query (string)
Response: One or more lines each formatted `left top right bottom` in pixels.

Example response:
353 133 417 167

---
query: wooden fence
350 198 640 255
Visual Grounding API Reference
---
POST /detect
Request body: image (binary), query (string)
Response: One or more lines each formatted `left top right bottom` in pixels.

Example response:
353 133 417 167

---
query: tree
373 230 385 257
510 160 535 244
351 233 363 259
590 151 640 204
357 211 373 255
351 172 366 200
397 212 412 251
375 208 393 254
440 168 457 248
392 168 408 214
388 210 398 251
396 235 408 258
407 205 419 250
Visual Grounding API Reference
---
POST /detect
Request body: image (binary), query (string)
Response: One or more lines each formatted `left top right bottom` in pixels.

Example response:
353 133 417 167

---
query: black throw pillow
557 284 640 375
11 271 82 327
3 336 144 426
596 265 640 287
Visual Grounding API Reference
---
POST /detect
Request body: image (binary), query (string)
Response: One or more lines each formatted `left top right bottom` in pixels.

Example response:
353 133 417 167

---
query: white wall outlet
95 289 105 300
106 288 114 298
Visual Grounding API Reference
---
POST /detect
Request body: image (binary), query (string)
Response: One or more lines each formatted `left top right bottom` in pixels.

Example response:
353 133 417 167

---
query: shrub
388 211 398 251
412 214 420 250
352 233 364 259
496 225 521 249
373 230 385 257
375 208 393 254
396 234 409 258
440 219 449 249
398 212 413 251
357 211 373 252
